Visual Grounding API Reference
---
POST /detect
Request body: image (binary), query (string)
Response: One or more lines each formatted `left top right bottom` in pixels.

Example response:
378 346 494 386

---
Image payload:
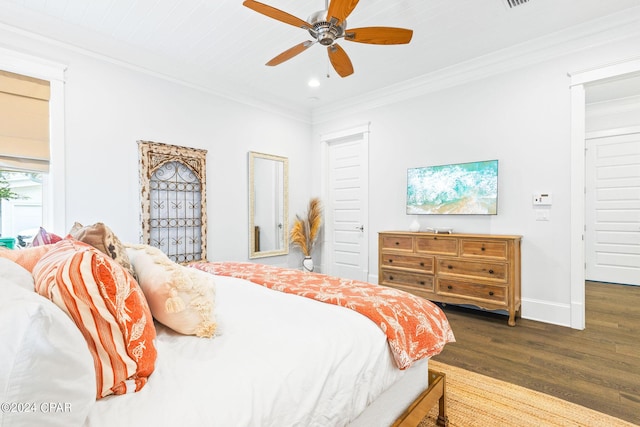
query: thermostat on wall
533 193 552 206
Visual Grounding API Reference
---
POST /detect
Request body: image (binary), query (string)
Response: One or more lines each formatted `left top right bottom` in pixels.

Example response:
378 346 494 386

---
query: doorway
571 60 640 329
320 124 369 281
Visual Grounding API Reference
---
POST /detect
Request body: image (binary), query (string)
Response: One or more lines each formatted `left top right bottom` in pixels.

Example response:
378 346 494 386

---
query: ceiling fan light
307 9 345 45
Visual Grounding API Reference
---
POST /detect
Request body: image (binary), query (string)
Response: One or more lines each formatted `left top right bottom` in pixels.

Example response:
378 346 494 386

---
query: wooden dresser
378 231 522 326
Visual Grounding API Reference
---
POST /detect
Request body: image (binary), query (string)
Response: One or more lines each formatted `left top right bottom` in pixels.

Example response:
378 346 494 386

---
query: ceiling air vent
504 0 531 8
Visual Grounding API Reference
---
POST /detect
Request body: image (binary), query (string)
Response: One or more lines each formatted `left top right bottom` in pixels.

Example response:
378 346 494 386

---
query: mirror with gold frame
248 151 289 258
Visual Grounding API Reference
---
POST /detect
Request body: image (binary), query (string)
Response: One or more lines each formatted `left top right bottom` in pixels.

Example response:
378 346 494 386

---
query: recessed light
308 78 320 87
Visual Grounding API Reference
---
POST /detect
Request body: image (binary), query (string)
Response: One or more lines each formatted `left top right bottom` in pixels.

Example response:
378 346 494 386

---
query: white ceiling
1 0 639 114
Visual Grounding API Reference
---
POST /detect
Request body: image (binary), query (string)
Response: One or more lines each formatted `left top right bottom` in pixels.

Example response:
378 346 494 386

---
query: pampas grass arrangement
290 198 323 257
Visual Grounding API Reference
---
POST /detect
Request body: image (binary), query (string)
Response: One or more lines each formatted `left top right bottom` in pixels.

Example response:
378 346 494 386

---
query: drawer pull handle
419 281 425 286
489 291 495 296
447 285 453 290
489 269 494 274
395 241 400 245
389 276 394 280
388 259 393 263
447 265 453 269
420 262 424 267
481 247 486 251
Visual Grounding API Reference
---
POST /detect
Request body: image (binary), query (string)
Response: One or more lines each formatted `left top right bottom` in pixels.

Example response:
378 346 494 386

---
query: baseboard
570 300 585 330
521 298 572 327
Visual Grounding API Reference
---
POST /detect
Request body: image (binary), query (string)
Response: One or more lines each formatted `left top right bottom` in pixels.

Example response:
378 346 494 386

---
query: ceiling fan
242 0 413 78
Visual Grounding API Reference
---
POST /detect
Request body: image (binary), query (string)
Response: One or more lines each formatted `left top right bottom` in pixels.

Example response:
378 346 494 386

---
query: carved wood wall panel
138 140 207 262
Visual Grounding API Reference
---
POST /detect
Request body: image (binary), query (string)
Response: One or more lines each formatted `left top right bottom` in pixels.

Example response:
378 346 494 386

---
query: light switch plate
535 209 550 221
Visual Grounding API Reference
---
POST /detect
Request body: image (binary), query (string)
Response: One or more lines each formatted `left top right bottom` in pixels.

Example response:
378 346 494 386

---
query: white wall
0 28 312 267
311 32 640 327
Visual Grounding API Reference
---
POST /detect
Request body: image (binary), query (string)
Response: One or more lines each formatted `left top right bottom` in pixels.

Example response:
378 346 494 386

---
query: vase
302 256 314 272
409 217 421 232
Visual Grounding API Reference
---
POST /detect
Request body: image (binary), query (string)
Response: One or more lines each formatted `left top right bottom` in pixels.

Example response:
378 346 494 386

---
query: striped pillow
33 239 157 399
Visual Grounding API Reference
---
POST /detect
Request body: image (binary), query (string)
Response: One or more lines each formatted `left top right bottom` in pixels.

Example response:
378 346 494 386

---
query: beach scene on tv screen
407 160 498 215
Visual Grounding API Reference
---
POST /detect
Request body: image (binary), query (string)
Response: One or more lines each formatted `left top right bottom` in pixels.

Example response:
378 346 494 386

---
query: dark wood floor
431 281 640 425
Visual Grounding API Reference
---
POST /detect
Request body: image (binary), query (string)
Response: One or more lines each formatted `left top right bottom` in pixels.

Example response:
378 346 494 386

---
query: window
0 50 66 238
0 69 50 246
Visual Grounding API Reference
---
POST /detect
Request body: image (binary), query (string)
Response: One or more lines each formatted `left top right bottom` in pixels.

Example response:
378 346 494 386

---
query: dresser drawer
461 240 508 259
416 236 458 255
380 269 434 291
381 235 414 251
381 253 434 272
437 278 507 305
437 259 507 282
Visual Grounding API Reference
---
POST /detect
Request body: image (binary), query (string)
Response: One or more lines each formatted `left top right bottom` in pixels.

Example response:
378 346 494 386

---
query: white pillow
0 258 34 291
126 244 217 338
0 282 96 427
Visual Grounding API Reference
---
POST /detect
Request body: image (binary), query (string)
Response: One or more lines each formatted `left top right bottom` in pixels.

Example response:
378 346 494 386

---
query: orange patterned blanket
189 262 455 369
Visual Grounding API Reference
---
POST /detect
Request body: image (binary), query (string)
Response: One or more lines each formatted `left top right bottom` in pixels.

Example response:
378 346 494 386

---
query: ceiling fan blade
243 0 310 29
326 0 360 24
327 44 354 77
345 27 413 44
266 41 315 66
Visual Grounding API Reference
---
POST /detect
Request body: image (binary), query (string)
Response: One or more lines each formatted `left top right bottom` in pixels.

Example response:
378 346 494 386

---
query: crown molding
311 6 640 125
0 23 312 125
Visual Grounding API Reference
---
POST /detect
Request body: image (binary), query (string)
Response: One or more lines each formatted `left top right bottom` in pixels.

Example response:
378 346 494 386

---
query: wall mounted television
407 159 498 215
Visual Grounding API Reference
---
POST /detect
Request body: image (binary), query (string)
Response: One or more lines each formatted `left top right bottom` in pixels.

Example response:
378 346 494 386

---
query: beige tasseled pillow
125 244 217 338
68 222 135 279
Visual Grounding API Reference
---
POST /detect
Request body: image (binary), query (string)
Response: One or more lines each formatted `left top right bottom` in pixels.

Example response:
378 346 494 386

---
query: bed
0 231 454 427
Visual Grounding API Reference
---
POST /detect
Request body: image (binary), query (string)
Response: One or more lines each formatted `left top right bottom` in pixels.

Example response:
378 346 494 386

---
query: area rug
420 360 636 427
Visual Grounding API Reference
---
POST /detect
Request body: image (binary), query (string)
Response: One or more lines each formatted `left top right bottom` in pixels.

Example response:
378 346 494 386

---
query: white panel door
585 131 640 285
325 132 368 281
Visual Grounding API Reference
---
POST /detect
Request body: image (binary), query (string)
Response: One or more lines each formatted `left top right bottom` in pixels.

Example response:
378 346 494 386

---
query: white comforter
84 275 409 426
